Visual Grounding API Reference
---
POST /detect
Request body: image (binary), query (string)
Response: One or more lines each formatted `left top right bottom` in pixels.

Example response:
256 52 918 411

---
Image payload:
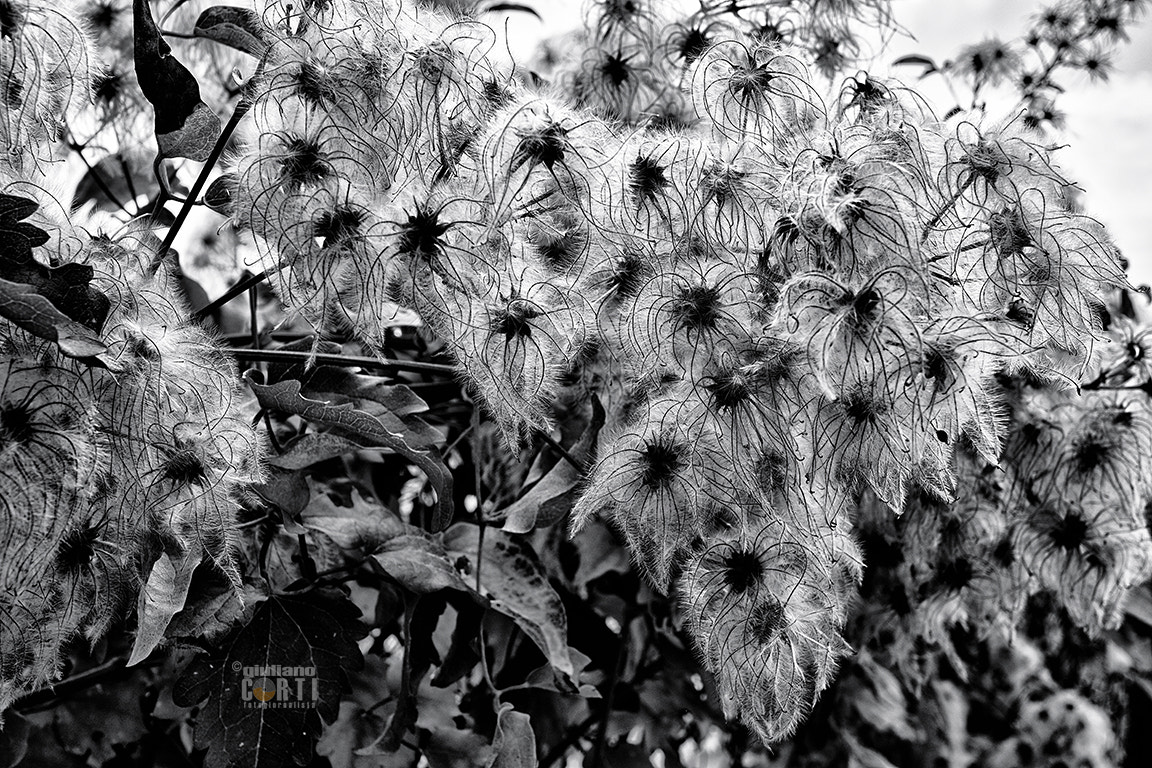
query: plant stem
234 347 458 375
148 98 252 275
192 269 273 321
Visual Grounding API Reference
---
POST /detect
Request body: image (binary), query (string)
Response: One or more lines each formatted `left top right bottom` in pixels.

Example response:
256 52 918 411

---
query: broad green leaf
134 0 221 160
173 590 365 768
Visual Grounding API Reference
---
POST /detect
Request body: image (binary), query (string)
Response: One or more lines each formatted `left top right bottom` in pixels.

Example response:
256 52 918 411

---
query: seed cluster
0 0 262 714
230 0 1138 743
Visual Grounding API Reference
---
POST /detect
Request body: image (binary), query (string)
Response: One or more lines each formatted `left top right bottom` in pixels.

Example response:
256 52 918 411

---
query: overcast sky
494 0 1152 286
876 0 1152 287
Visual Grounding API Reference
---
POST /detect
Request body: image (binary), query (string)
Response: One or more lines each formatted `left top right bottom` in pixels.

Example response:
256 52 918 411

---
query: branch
148 98 252 274
234 347 458 375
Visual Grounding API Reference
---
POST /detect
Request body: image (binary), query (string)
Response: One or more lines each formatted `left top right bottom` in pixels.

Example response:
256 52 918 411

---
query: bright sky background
491 0 1152 286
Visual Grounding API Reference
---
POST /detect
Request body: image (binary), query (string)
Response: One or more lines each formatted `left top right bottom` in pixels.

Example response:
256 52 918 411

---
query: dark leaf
483 3 542 20
0 194 115 365
350 378 431 417
497 396 603 533
194 6 270 57
166 564 248 639
443 526 575 680
134 0 222 160
487 705 535 768
571 521 631 597
44 667 152 765
260 338 344 385
892 53 938 75
370 533 479 596
72 152 175 211
378 597 443 752
141 197 177 228
0 194 111 330
430 598 484 688
204 173 236 216
0 279 112 362
252 468 310 531
173 590 366 768
245 374 454 530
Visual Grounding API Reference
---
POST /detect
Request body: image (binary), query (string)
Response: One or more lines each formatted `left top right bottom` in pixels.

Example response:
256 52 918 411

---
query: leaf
892 53 938 75
316 656 394 768
203 173 236 216
571 521 631 597
48 667 153 764
349 378 431 417
166 565 251 639
0 194 48 253
421 726 494 768
443 526 574 680
370 533 477 596
173 590 366 768
376 597 443 753
483 2 542 20
72 152 176 211
245 373 453 530
0 280 112 361
429 598 484 687
294 368 441 450
128 545 204 666
134 0 221 160
497 396 603 534
0 194 115 365
302 487 407 552
252 468 310 531
487 705 535 768
194 6 270 57
267 432 366 470
0 195 111 331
